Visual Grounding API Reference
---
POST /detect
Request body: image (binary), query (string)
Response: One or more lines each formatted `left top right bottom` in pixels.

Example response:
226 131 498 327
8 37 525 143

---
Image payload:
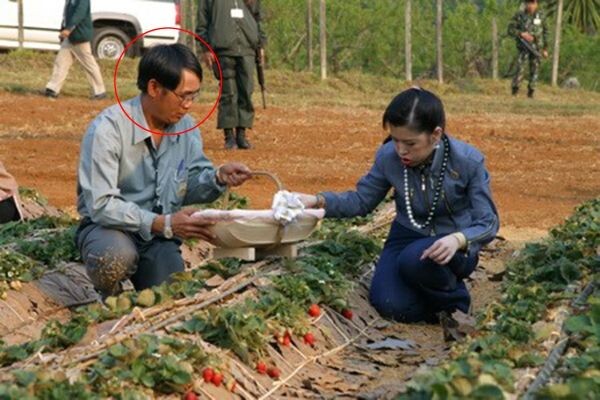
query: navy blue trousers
369 222 478 323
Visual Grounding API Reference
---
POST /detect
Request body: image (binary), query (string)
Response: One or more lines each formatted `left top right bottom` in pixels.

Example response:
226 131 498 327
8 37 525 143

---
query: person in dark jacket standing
196 0 267 150
45 0 106 99
507 0 549 98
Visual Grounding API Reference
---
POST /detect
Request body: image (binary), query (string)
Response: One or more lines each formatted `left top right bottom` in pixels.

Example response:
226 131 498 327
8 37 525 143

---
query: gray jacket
77 96 225 241
322 135 499 252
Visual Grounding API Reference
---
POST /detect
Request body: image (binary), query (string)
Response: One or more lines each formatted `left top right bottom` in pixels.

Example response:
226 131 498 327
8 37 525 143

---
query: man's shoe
511 86 519 96
224 129 237 150
44 88 58 99
527 88 535 98
236 127 252 150
91 92 107 100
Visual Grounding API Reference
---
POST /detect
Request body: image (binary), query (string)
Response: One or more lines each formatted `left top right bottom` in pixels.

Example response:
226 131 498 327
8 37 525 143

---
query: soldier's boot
511 86 519 96
527 88 535 98
224 129 237 150
236 127 252 150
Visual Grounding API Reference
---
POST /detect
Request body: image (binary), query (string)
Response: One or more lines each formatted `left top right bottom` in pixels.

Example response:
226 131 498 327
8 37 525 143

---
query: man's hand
152 209 217 242
542 49 549 59
520 32 534 43
293 193 318 208
421 235 461 265
59 29 71 40
202 52 214 69
217 163 252 187
259 48 266 65
172 209 217 241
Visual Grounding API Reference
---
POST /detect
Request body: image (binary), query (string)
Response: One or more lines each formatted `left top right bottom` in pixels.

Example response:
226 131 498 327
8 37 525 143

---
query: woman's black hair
137 43 203 93
382 87 445 143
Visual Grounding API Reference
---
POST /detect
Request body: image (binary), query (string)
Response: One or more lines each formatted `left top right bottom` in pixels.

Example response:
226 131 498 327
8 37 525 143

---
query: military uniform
197 0 266 149
507 7 548 96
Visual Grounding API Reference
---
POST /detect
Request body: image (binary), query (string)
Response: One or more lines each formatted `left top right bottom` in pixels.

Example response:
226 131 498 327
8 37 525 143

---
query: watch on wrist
163 214 173 239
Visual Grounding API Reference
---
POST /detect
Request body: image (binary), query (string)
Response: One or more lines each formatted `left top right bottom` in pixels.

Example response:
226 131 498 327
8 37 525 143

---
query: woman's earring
434 142 441 149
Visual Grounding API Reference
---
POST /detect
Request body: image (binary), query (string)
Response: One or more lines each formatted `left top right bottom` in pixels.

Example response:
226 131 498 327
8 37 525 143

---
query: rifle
256 47 267 109
518 36 542 59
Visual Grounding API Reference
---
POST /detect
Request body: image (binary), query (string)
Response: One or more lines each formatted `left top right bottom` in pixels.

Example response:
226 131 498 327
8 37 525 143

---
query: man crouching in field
76 44 252 297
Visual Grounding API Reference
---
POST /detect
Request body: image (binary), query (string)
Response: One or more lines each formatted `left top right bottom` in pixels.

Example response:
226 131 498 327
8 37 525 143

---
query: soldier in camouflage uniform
507 0 549 98
197 0 267 150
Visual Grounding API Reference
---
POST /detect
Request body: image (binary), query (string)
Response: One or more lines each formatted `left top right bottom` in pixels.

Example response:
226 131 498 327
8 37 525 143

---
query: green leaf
170 370 191 385
140 373 156 388
108 343 130 359
565 315 593 334
12 370 36 387
469 384 504 399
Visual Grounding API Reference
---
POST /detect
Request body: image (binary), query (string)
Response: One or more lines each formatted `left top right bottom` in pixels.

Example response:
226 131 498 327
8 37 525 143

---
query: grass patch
1 49 600 117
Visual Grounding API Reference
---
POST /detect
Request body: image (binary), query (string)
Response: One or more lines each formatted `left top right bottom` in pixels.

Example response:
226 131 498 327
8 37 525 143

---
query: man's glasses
168 89 200 104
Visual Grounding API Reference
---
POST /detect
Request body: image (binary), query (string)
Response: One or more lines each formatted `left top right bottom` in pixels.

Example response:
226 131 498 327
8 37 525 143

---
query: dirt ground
3 88 593 396
0 92 597 234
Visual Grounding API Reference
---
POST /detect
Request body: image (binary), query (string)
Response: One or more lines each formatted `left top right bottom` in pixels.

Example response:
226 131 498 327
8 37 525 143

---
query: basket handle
221 170 284 210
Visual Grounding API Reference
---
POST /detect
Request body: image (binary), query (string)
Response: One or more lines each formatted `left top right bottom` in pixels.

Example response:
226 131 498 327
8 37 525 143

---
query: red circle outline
112 27 223 136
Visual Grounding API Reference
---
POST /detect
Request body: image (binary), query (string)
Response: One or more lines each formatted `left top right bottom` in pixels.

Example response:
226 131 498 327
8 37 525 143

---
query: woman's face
389 125 443 167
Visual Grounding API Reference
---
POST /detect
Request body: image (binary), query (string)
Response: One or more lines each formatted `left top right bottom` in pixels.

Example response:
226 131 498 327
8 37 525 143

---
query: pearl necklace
403 135 450 230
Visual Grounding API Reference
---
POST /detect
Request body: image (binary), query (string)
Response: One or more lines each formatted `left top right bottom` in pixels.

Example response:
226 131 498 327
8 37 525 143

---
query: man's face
153 69 201 126
526 1 538 14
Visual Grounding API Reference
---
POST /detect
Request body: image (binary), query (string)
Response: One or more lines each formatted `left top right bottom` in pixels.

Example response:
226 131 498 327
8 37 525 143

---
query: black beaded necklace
403 135 450 230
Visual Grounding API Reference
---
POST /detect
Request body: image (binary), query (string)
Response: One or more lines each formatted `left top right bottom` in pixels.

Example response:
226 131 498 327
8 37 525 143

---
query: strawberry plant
87 335 217 396
0 249 43 299
538 295 600 399
176 300 270 364
0 215 75 246
0 315 90 367
396 198 600 399
16 226 80 268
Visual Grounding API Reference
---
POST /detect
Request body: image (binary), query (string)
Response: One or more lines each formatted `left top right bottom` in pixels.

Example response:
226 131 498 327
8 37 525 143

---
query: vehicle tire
92 27 133 60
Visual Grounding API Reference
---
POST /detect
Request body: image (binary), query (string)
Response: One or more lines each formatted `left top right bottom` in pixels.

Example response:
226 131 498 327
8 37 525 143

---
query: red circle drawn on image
112 27 223 136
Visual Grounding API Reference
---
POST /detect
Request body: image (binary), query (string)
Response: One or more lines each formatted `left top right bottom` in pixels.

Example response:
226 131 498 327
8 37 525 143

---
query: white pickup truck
0 0 180 59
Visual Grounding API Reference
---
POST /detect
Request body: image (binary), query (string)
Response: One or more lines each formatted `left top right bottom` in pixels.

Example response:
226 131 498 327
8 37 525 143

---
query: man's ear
146 79 161 99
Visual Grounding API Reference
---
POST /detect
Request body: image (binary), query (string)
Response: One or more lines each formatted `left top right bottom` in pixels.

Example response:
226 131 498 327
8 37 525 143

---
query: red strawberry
183 392 198 400
211 371 223 387
202 367 214 383
303 332 316 346
342 309 353 320
282 333 292 346
267 367 281 379
308 303 321 317
256 361 268 374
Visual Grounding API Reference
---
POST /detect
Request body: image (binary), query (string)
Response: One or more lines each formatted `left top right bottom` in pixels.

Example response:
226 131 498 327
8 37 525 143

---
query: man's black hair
137 43 203 93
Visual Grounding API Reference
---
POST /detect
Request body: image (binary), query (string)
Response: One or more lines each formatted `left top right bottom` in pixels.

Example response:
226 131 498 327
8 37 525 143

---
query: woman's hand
293 193 319 208
421 234 461 265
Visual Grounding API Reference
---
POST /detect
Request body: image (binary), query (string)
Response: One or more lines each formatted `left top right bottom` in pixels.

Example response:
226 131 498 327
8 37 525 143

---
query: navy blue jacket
322 135 499 252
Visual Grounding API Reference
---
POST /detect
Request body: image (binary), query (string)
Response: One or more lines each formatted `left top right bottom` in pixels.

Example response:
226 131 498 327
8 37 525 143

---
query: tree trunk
307 0 314 71
319 0 327 80
17 0 24 49
435 0 443 84
492 17 499 80
551 0 564 87
405 0 412 82
179 0 186 43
